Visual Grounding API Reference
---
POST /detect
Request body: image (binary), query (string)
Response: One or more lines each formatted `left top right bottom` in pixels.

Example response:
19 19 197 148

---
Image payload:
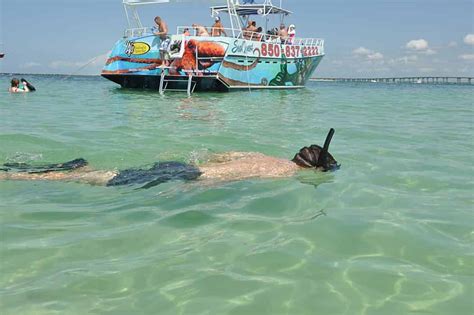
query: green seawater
0 74 473 315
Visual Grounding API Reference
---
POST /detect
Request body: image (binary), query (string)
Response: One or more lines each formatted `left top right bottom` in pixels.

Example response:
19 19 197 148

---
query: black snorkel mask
291 128 340 172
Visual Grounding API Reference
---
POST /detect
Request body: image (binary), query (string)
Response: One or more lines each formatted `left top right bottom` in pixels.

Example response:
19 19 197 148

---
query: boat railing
124 27 154 38
123 26 324 49
176 26 324 47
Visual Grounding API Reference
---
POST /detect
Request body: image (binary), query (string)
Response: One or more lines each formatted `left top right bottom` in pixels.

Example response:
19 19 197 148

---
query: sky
0 0 473 77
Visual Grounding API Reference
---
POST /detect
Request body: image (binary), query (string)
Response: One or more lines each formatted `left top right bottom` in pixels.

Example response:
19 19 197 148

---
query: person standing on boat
288 24 296 44
211 16 227 37
8 78 30 93
278 24 289 44
153 16 170 66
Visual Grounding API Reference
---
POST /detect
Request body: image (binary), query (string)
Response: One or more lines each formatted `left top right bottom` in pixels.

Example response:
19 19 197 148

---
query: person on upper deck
211 16 227 37
288 24 296 44
192 24 210 37
255 27 263 41
278 23 289 44
153 16 170 66
243 21 257 40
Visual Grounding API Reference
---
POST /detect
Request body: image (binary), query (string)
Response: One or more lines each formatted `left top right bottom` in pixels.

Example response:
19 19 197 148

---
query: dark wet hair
11 78 19 87
292 128 339 171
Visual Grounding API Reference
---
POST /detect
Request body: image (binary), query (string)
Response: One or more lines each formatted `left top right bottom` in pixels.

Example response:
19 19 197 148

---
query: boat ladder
159 70 197 97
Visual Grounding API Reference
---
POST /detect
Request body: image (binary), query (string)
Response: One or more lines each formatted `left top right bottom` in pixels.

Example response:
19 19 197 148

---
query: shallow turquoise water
0 75 473 314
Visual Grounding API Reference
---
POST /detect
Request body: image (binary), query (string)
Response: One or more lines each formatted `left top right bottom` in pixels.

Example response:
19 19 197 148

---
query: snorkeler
8 78 35 93
0 129 339 189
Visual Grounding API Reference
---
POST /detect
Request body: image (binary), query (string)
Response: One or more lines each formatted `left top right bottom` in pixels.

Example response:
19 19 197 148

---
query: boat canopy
211 3 291 17
123 0 225 5
123 0 170 5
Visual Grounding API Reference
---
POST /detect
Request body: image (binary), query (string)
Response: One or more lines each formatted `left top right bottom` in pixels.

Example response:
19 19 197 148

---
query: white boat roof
123 0 292 16
211 4 292 16
123 0 227 5
123 0 170 5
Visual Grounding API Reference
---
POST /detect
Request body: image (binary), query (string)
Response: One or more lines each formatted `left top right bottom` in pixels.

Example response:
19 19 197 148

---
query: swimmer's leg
2 158 88 174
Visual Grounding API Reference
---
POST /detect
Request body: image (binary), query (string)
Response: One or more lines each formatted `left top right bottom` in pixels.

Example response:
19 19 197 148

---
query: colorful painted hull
101 35 324 92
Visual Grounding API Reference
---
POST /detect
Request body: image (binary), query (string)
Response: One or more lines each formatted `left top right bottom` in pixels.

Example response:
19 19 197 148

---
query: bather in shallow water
0 129 339 189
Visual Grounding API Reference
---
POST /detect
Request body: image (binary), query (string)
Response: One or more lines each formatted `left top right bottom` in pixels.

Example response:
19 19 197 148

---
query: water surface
0 75 473 314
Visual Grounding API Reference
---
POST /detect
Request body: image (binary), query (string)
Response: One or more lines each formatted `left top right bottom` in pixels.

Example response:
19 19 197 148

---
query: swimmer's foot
3 158 88 174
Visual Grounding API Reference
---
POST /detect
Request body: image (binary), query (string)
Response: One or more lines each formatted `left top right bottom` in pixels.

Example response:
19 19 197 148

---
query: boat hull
101 73 228 92
101 35 324 92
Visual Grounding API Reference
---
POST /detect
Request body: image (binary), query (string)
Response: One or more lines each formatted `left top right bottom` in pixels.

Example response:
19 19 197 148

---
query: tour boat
102 0 325 94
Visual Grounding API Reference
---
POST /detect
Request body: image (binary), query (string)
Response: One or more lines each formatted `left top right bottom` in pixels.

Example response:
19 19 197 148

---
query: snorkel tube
316 128 335 170
291 128 339 172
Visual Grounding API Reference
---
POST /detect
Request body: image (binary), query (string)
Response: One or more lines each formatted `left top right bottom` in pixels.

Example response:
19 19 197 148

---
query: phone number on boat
261 43 319 58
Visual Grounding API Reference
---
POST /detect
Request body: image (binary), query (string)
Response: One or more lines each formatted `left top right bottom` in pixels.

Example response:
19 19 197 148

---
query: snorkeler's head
292 128 340 172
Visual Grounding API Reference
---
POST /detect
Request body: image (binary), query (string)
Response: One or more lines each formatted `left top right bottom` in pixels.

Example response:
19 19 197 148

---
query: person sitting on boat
265 28 279 43
211 16 227 37
287 24 296 44
183 28 191 36
153 16 170 66
192 24 210 37
8 78 30 93
0 129 340 189
277 23 289 44
243 21 257 40
254 27 263 42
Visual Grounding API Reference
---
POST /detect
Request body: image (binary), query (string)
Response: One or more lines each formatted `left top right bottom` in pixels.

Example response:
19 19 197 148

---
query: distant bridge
310 76 473 84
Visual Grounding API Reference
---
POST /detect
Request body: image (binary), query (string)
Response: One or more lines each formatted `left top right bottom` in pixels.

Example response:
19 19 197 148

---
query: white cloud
448 41 457 48
353 47 384 61
424 49 437 55
367 52 384 60
405 39 436 55
353 47 372 55
464 34 474 45
20 62 41 68
406 39 429 51
389 55 418 65
459 54 474 61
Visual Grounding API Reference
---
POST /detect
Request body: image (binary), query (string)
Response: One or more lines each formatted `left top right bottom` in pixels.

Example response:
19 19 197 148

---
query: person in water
0 129 339 189
8 78 31 93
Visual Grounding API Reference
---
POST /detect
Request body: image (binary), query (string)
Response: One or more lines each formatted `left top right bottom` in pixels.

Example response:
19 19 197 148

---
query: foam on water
0 74 473 314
